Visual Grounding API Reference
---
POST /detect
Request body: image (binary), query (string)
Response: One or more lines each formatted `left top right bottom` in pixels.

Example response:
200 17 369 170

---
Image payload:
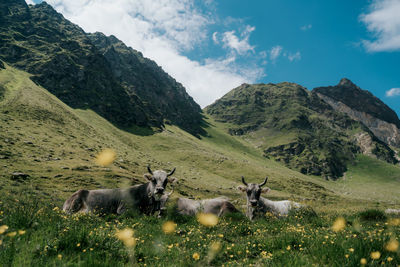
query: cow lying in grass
238 176 304 220
176 197 239 217
63 166 176 216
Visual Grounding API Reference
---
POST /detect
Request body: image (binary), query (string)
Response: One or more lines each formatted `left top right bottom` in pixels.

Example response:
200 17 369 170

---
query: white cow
176 197 239 217
237 176 304 220
63 166 176 216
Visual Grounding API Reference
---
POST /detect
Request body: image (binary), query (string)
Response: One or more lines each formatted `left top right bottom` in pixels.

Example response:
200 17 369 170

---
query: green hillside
1 64 400 266
1 63 399 209
205 83 397 179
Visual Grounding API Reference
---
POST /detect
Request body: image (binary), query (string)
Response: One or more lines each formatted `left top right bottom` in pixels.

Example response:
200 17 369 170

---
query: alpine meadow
0 1 399 266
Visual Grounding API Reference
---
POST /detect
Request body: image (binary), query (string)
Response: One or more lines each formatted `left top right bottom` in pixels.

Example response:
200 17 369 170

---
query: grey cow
176 197 239 217
63 166 176 216
238 176 303 220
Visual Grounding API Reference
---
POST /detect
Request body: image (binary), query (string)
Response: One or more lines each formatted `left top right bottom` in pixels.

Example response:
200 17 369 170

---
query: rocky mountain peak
338 78 358 88
313 80 400 129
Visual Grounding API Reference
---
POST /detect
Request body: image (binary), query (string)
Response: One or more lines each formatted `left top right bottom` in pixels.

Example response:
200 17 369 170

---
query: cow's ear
144 173 154 182
237 185 247 192
261 187 271 194
168 176 177 184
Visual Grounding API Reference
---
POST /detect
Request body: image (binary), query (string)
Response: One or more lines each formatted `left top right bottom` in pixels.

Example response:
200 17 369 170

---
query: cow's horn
167 167 176 176
259 176 268 187
147 165 153 175
241 176 248 186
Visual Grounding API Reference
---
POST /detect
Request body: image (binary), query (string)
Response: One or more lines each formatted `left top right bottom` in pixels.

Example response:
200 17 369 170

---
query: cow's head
237 176 270 207
144 166 176 200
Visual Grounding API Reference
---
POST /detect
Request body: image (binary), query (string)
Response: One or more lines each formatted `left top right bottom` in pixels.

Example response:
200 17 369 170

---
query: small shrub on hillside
358 209 387 221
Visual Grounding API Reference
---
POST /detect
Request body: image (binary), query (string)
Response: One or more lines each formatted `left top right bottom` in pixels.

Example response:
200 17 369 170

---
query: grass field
0 64 399 266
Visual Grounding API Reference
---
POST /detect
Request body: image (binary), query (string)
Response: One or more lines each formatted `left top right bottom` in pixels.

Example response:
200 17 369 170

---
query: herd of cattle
63 166 308 220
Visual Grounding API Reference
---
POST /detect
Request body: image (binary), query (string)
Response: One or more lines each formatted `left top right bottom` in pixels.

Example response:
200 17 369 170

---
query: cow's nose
155 187 164 194
250 201 257 206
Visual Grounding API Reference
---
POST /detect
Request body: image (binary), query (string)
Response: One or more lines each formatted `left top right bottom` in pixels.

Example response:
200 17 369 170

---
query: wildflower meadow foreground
0 197 399 266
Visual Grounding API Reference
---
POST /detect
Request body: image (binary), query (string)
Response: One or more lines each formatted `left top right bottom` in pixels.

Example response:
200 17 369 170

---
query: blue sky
28 0 400 116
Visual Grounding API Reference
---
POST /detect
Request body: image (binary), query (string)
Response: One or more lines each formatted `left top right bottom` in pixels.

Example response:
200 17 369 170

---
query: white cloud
25 0 35 5
270 45 283 61
212 32 219 44
220 25 255 55
45 0 264 107
360 0 400 52
288 51 301 62
386 88 400 97
300 24 312 31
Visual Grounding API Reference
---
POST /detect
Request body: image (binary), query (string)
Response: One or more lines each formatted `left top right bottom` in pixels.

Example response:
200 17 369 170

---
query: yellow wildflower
349 248 354 252
57 254 62 260
162 221 176 234
77 243 81 247
332 217 346 232
115 228 135 248
360 258 367 265
370 251 381 260
387 257 393 262
384 239 399 252
0 225 8 234
345 254 349 258
210 241 221 252
197 213 218 227
95 149 116 166
6 231 16 237
286 245 291 251
387 218 400 226
18 230 26 235
192 252 200 260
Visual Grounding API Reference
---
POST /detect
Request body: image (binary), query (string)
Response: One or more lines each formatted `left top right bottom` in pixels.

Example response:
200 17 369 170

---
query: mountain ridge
0 0 204 135
314 78 400 129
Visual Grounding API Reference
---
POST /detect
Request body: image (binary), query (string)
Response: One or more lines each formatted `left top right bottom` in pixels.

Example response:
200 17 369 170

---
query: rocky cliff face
314 79 400 148
317 93 400 147
0 0 204 135
87 32 204 135
206 82 398 179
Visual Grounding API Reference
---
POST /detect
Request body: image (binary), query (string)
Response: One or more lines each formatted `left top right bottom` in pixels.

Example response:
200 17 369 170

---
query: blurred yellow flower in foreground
192 252 200 260
162 221 176 234
370 251 381 260
332 217 346 232
57 254 62 260
95 149 116 166
197 213 218 227
360 258 367 265
115 228 136 248
384 239 399 252
210 241 221 252
7 231 17 237
18 230 26 235
0 225 8 234
388 218 400 226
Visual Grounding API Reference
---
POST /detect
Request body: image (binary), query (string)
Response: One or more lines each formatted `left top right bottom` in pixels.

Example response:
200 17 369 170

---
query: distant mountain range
1 0 399 180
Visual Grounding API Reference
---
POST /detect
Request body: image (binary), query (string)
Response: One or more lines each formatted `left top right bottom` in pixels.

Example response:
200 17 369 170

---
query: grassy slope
1 65 400 266
1 64 399 209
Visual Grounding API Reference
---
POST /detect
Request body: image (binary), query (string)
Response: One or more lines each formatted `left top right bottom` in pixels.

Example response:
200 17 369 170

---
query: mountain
205 82 398 179
0 0 203 135
314 78 400 147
